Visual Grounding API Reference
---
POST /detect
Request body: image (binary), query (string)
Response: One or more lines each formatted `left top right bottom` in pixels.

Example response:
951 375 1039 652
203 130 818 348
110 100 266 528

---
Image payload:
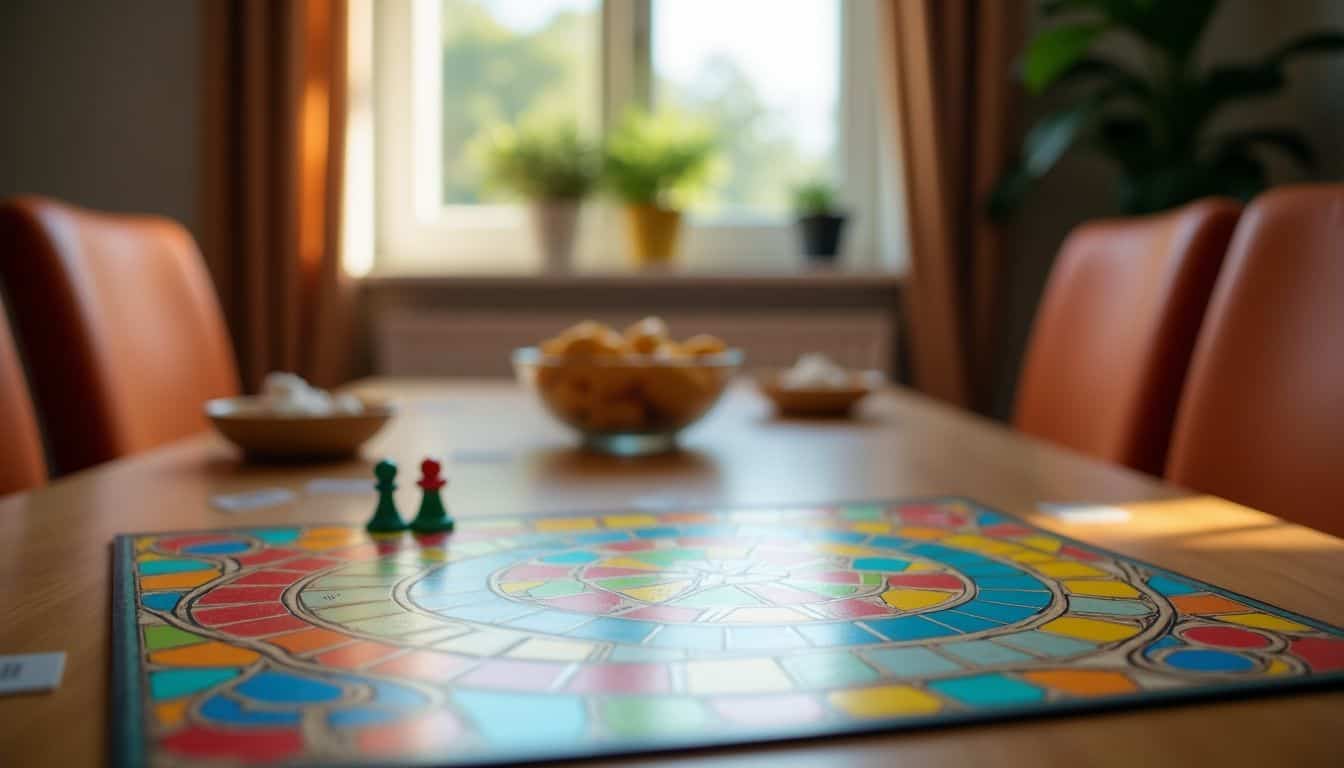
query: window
374 0 895 275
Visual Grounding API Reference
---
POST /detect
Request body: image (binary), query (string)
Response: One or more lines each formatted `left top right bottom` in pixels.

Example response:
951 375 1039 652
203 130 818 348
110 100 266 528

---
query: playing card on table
0 652 66 695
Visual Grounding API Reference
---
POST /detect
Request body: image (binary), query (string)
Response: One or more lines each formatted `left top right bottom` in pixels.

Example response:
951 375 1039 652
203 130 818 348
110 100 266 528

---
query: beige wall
0 0 200 235
992 0 1344 418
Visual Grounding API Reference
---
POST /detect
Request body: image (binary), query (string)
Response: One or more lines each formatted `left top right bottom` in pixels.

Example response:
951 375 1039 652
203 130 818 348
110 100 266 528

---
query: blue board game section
1146 573 1202 597
867 535 917 550
1068 597 1153 616
570 531 631 545
632 527 683 539
568 617 660 644
445 600 540 624
852 557 911 572
249 528 302 545
866 647 963 677
138 559 212 576
200 694 302 725
507 610 594 634
1146 634 1183 652
646 624 723 650
141 591 184 611
953 600 1040 624
816 530 869 544
726 626 809 650
998 630 1096 657
1162 649 1256 672
236 672 343 704
795 622 883 647
863 616 958 642
337 677 429 710
413 590 497 612
930 673 1045 707
183 540 250 555
542 551 601 565
928 611 1003 634
453 691 586 747
972 575 1053 591
957 562 1028 578
328 707 401 728
941 640 1034 666
149 668 240 700
978 589 1053 608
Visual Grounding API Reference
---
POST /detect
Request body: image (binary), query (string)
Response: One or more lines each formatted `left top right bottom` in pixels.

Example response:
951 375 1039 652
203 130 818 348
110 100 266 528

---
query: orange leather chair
0 291 47 495
1166 185 1344 536
0 197 239 475
1014 198 1241 475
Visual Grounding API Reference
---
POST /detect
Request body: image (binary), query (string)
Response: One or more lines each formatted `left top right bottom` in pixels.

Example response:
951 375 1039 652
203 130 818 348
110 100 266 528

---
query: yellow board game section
1040 616 1140 643
150 641 262 667
1218 613 1312 632
623 581 693 603
602 515 659 528
1033 561 1109 579
851 521 893 534
499 580 545 595
1063 580 1140 598
155 699 190 728
882 589 955 611
895 526 951 540
535 518 598 532
828 685 943 717
1022 670 1137 696
505 638 596 662
1018 534 1063 553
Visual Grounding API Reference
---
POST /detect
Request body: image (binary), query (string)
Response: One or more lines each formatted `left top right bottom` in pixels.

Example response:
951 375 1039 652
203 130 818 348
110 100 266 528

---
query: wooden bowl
757 370 881 418
205 396 393 462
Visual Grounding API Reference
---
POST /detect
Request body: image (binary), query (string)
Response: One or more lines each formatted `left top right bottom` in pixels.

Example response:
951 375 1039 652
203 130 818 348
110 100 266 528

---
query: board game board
112 498 1344 767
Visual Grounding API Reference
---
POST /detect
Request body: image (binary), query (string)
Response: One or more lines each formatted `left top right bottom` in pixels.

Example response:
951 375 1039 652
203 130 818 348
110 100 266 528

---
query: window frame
373 0 889 275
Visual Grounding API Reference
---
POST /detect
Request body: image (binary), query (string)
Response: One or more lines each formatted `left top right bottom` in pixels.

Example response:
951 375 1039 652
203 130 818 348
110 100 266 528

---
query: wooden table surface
2 379 1341 766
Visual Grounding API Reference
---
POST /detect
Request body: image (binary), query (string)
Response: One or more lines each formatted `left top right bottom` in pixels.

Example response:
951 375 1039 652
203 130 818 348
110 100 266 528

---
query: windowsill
360 266 905 289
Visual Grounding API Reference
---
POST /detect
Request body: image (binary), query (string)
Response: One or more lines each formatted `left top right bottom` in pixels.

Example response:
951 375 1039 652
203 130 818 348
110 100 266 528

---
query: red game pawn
409 458 454 534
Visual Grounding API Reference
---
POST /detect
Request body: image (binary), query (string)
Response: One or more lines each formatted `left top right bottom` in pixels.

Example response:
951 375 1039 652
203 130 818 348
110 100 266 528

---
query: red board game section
314 640 403 670
194 602 289 626
622 605 703 622
1181 625 1273 650
885 574 964 590
981 523 1035 538
233 548 304 567
1059 545 1101 562
196 586 286 606
370 651 475 683
162 725 303 763
584 566 655 580
604 540 658 552
228 569 310 587
1290 637 1344 672
567 663 671 694
818 599 894 619
545 591 623 612
275 556 343 573
223 614 311 637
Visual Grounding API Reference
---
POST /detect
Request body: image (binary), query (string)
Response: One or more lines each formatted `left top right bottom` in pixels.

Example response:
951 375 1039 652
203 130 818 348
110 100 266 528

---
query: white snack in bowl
259 372 364 416
779 353 851 390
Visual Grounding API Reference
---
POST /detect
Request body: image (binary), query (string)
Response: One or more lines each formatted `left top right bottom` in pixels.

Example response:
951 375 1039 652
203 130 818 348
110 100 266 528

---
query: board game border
109 495 1344 768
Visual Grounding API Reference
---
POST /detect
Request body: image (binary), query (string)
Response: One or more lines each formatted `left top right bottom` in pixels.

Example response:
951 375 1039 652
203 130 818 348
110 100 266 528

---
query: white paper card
211 488 297 512
1037 502 1132 523
0 652 66 695
306 478 374 495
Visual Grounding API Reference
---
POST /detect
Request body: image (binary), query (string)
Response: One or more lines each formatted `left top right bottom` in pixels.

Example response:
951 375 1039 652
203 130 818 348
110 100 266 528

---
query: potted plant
477 119 600 272
602 110 717 267
792 180 848 264
991 0 1344 217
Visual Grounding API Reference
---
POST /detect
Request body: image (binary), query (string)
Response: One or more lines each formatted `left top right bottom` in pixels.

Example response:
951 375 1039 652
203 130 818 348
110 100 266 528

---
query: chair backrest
0 197 239 474
0 291 47 495
1166 184 1344 536
1014 198 1241 475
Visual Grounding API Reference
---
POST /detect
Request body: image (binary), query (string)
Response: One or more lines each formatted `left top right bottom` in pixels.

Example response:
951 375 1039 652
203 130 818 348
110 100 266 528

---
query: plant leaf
1271 30 1344 65
1095 116 1158 174
1050 57 1153 102
1024 23 1106 92
1212 128 1316 171
1022 102 1096 176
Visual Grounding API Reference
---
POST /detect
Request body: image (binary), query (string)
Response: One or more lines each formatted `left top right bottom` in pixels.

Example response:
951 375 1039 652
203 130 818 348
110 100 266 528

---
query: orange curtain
884 1 1023 411
201 0 353 390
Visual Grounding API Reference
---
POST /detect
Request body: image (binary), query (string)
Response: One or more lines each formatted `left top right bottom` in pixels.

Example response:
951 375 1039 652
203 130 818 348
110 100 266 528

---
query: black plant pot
797 213 848 263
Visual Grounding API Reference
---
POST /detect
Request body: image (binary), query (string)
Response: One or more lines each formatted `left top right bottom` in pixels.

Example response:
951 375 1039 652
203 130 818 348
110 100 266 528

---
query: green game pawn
366 459 408 533
409 458 455 534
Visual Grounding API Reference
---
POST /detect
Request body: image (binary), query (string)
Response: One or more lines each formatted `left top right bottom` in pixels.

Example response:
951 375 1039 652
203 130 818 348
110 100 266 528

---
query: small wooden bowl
757 370 881 418
205 396 393 462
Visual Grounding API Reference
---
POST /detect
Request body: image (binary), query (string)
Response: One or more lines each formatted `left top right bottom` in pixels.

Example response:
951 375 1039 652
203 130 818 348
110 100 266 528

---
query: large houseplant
602 110 717 267
478 119 600 272
992 0 1344 217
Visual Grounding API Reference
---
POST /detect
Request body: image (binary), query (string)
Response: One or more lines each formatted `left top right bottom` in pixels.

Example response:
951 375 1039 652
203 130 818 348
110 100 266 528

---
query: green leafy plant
791 180 840 216
602 109 719 208
475 118 601 201
992 0 1344 217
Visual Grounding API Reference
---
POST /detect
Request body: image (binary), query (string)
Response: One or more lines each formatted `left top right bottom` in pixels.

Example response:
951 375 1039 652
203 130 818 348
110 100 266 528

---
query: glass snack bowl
513 346 743 455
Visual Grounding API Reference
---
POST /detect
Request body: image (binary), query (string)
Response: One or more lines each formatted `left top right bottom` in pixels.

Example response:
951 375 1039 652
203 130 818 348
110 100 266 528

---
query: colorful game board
112 498 1344 767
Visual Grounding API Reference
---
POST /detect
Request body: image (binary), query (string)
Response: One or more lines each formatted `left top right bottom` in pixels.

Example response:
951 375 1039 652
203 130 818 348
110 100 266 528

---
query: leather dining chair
1014 198 1242 475
0 290 47 495
1166 184 1344 537
0 197 239 475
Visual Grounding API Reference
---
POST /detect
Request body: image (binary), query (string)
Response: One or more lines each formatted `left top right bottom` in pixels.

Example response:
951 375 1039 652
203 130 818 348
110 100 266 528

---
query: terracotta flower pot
624 204 682 267
530 199 580 273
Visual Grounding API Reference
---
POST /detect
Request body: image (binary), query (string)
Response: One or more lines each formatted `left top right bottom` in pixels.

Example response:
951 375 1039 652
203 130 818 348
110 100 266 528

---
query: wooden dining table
2 378 1341 766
